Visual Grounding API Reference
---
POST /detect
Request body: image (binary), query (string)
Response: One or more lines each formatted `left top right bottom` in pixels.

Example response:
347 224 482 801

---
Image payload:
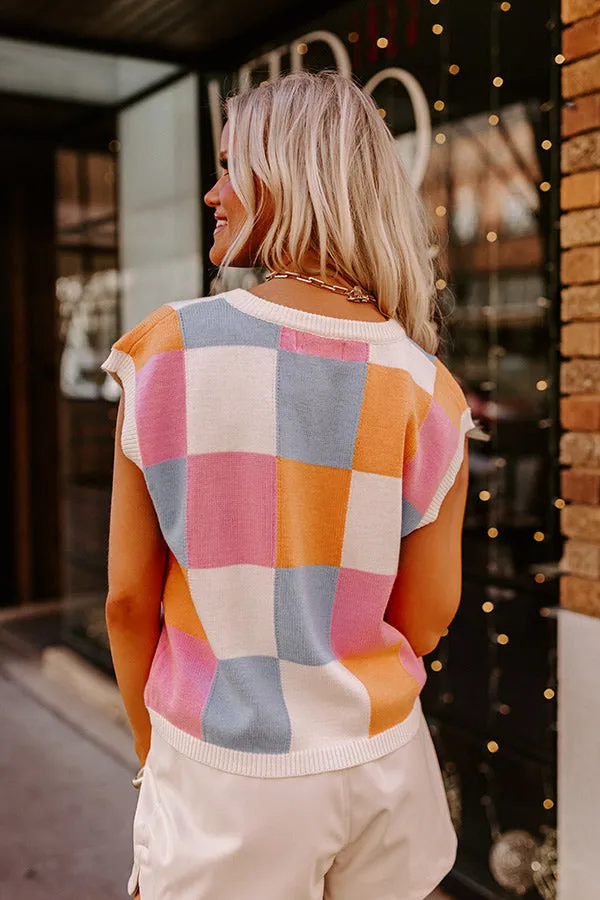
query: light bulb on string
449 64 460 75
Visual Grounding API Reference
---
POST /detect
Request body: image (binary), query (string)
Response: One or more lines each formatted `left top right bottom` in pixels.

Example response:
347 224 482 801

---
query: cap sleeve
100 304 176 468
401 363 480 537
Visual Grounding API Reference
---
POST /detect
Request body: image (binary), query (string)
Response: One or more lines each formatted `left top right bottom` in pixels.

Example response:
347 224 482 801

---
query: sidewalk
0 649 137 900
0 622 450 900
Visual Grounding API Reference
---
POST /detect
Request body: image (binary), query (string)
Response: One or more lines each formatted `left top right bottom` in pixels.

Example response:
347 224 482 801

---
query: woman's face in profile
204 121 271 267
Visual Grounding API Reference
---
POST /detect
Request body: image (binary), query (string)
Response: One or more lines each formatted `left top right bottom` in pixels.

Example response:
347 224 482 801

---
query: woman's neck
247 272 389 323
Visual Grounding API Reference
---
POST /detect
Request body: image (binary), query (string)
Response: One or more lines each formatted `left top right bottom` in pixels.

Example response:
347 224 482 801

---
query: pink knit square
330 567 397 658
136 351 187 466
144 625 217 739
186 451 276 568
402 400 456 512
279 327 369 362
398 637 427 689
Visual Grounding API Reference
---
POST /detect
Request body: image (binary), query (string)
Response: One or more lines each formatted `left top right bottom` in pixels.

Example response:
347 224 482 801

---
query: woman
102 70 476 900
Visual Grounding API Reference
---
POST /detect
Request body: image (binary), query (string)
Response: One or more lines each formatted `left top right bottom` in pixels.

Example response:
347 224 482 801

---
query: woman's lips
214 219 227 233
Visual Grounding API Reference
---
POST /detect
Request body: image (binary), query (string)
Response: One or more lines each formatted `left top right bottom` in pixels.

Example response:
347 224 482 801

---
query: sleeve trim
100 348 142 467
419 406 475 529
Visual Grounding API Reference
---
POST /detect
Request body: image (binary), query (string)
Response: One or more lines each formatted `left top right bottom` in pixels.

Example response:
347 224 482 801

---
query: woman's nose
204 181 219 208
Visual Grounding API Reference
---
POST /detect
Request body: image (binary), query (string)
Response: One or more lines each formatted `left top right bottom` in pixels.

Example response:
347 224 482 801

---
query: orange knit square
127 307 185 370
342 643 420 736
353 364 416 477
276 458 352 568
163 554 207 641
433 362 463 429
404 381 434 465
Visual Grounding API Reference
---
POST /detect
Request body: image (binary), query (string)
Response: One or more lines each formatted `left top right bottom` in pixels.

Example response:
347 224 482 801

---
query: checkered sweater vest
102 289 475 777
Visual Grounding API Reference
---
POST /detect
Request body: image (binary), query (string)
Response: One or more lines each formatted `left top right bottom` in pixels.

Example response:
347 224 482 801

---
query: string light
432 23 444 35
500 0 511 9
543 799 555 810
377 37 389 49
554 498 565 509
486 231 498 242
541 139 552 150
554 53 565 65
497 633 510 645
431 660 443 672
544 689 555 700
434 99 445 111
482 602 495 613
540 181 551 191
488 113 500 126
435 205 447 217
488 527 499 539
449 64 460 75
535 573 546 584
493 76 504 87
348 31 359 43
537 379 548 391
378 108 387 118
534 531 545 542
108 139 120 153
487 741 499 754
435 132 447 144
297 42 308 54
498 703 511 715
480 490 491 501
436 278 448 290
430 0 440 4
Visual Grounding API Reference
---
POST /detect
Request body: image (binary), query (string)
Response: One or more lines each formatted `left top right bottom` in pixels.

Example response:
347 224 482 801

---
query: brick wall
561 0 600 616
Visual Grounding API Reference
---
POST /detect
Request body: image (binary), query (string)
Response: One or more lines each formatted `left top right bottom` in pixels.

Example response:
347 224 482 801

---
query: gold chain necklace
264 270 383 313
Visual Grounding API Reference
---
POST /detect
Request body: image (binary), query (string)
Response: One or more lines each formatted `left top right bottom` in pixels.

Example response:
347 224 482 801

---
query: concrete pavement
0 655 137 900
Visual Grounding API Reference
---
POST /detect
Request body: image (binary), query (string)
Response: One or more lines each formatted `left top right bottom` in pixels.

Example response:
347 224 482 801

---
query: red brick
563 0 600 25
564 14 600 60
560 574 600 617
560 431 600 465
562 284 600 319
561 467 600 502
562 359 600 392
562 502 600 538
562 322 600 355
562 246 600 283
562 209 600 247
562 170 600 209
562 131 600 172
563 93 600 137
561 396 600 429
563 539 600 578
563 53 600 98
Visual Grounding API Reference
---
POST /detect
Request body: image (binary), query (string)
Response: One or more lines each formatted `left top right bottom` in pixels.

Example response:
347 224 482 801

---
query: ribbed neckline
224 288 407 344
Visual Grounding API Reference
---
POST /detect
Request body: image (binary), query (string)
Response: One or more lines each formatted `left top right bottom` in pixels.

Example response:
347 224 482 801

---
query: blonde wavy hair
221 70 439 354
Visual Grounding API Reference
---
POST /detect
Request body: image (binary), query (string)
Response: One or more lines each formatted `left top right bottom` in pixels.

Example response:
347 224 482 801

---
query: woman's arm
105 395 167 765
385 438 469 658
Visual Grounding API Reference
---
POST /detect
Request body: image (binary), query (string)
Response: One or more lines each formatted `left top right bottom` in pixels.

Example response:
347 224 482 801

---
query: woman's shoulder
111 295 216 363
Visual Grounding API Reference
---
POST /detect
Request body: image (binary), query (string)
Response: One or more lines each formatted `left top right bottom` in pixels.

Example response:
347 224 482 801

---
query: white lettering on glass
208 29 431 188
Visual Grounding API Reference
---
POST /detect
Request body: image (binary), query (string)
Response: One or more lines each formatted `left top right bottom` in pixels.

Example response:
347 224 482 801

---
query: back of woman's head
223 70 439 354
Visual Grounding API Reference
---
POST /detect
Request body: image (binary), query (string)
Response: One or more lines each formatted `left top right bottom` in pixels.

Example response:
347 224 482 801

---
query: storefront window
56 146 120 670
